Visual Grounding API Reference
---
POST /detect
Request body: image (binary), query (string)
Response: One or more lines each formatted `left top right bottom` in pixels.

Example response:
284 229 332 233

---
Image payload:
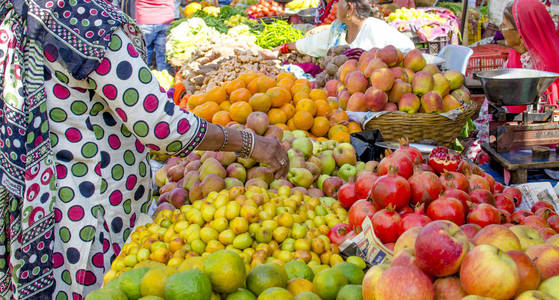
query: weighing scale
475 68 559 183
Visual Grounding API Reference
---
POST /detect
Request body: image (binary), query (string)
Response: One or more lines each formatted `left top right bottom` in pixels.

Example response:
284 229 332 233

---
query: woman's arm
89 29 288 177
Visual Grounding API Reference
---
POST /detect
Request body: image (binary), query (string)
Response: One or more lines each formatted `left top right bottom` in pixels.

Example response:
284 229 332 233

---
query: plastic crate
412 35 450 55
466 44 510 77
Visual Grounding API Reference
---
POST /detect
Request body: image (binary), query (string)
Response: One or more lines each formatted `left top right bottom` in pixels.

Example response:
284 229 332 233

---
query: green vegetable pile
170 5 262 34
255 20 304 49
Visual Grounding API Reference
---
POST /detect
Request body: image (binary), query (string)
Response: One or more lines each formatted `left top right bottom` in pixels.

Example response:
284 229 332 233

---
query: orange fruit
212 110 232 126
329 109 349 124
266 87 291 108
315 99 332 117
256 76 276 93
311 116 330 137
309 89 327 101
206 86 227 104
315 137 328 142
226 79 246 95
229 102 253 124
275 123 289 131
328 98 339 110
287 118 297 131
192 101 220 121
294 78 311 88
268 108 287 125
293 111 314 131
249 93 272 112
277 78 294 92
239 72 259 85
296 99 317 116
277 72 296 82
328 124 349 140
247 79 260 94
188 93 206 109
331 131 351 143
220 101 232 111
229 88 252 103
280 103 296 120
293 91 310 105
348 121 362 134
291 83 311 96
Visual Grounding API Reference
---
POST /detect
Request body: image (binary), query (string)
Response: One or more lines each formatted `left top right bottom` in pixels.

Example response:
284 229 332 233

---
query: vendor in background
466 0 559 162
315 0 338 25
279 0 414 57
136 0 174 71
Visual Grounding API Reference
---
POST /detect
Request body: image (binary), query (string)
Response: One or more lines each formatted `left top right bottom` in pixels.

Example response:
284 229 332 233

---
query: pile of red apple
324 45 472 114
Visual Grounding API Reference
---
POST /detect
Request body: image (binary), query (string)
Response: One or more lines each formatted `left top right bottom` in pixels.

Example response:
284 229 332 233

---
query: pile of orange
186 71 361 142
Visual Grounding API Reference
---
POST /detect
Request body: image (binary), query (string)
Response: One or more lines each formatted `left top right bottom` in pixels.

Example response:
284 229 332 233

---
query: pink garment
135 0 175 25
393 0 415 8
505 0 559 113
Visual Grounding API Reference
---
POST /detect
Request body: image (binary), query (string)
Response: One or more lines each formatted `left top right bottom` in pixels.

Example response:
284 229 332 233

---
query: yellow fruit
287 278 314 296
296 99 317 116
229 102 253 124
164 269 212 300
203 250 247 293
268 109 287 125
293 111 314 131
140 267 169 298
249 93 272 112
309 89 327 101
257 287 294 300
192 101 220 122
311 117 329 137
266 87 291 108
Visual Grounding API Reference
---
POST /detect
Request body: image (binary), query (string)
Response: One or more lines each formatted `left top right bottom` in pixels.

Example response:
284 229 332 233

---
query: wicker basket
363 104 478 147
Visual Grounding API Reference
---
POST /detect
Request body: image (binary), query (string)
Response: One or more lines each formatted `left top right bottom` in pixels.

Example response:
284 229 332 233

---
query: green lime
284 261 314 281
336 284 363 300
333 262 365 284
164 269 212 300
119 267 150 300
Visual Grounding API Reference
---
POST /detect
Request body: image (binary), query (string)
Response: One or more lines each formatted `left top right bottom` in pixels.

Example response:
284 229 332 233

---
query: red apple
503 186 522 207
338 182 357 209
467 203 501 228
390 248 416 268
415 220 469 277
523 215 549 229
362 264 390 300
459 244 520 300
510 225 545 251
525 244 559 280
472 224 521 252
506 250 542 296
394 226 422 255
433 276 467 300
494 182 504 193
460 223 482 242
374 266 434 300
548 215 559 232
494 194 515 214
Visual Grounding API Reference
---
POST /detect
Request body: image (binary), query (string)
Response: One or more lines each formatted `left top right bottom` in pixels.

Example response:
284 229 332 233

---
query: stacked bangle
216 125 229 152
280 43 291 54
238 130 255 158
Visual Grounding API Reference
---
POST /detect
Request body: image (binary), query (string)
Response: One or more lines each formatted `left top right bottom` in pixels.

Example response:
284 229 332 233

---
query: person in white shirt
278 0 414 57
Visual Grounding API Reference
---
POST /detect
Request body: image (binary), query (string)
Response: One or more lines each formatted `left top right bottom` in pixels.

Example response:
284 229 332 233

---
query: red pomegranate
426 197 466 226
547 215 559 232
531 201 555 213
538 227 557 240
441 189 471 214
468 174 491 191
503 186 522 207
354 172 378 200
399 205 414 216
439 171 469 192
398 204 431 235
494 194 515 214
469 189 495 205
372 167 411 210
395 137 423 165
534 207 557 219
467 203 501 227
494 182 505 193
377 151 414 179
498 209 512 224
428 146 461 174
481 173 496 192
511 209 533 224
420 164 435 172
371 207 402 244
522 215 549 229
348 199 376 230
408 169 444 206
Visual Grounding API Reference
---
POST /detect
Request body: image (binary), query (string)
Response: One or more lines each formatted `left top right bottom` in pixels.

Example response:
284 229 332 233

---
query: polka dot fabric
43 29 206 298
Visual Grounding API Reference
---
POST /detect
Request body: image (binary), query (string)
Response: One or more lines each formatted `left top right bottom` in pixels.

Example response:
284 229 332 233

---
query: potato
325 63 338 76
333 55 348 67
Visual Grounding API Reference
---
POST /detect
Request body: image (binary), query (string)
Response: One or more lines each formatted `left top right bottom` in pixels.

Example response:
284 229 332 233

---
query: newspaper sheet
514 182 559 212
339 217 393 267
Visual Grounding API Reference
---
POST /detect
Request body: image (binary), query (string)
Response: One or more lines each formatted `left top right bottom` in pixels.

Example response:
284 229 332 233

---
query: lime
284 261 314 281
336 284 363 300
294 291 322 300
257 287 294 300
164 269 212 300
85 289 113 300
333 262 365 284
119 267 150 300
247 263 288 295
226 288 257 300
346 256 367 270
203 250 247 293
139 296 165 300
312 269 348 300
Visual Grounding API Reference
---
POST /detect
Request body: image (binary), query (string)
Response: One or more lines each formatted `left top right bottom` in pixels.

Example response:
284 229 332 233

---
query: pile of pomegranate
330 139 558 248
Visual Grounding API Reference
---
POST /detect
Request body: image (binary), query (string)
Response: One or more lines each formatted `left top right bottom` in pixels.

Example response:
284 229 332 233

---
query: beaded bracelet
237 130 254 158
216 125 228 152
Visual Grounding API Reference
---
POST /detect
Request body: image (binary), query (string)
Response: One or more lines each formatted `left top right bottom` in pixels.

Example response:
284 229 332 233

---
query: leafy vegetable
255 20 303 49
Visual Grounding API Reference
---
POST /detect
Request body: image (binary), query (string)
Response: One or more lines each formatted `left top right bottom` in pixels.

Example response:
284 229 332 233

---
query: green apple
338 164 357 182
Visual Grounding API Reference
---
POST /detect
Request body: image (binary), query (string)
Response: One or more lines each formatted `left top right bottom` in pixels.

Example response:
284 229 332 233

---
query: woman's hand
251 135 289 179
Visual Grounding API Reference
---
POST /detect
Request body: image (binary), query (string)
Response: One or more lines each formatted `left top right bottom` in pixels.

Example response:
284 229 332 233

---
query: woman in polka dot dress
0 0 288 299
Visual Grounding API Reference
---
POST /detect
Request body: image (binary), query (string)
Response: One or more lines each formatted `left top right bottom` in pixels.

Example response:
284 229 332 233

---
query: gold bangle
216 125 228 152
